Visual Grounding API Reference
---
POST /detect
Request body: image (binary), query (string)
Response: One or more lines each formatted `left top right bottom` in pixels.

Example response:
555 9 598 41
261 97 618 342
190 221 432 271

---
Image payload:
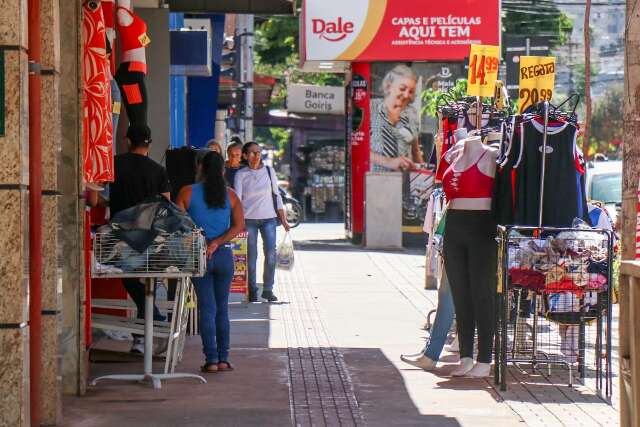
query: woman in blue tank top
176 151 245 373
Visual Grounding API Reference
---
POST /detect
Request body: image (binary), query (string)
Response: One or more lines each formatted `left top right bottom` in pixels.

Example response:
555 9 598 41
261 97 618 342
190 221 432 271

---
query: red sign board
303 0 500 62
347 62 371 237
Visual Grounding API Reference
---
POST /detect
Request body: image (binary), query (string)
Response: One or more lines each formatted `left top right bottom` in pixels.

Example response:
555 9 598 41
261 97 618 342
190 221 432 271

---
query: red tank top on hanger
442 150 495 200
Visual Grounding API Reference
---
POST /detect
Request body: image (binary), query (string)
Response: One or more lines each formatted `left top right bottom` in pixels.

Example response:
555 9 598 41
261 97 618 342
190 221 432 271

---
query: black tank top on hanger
515 120 584 227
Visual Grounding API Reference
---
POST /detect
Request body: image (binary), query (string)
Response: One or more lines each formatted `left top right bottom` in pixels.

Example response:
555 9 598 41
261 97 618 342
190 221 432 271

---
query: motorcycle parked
279 187 303 228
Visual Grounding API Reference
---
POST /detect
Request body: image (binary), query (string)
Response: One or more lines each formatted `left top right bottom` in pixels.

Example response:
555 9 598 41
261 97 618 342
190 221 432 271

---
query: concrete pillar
215 109 227 149
59 0 87 396
0 1 31 426
40 0 62 423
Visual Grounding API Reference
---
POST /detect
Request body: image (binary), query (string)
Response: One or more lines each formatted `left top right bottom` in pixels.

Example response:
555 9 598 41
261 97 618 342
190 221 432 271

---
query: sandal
217 361 234 372
200 362 219 373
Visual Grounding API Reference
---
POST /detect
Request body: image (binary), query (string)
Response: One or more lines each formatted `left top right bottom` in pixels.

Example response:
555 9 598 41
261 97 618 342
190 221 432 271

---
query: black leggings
115 62 148 127
443 210 497 363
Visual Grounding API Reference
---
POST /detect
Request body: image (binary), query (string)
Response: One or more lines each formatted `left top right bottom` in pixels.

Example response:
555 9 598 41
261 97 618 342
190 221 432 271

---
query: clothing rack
493 99 614 397
494 226 614 397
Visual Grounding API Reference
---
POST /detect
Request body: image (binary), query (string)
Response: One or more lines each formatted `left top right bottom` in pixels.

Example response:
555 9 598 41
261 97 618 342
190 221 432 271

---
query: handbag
266 166 282 226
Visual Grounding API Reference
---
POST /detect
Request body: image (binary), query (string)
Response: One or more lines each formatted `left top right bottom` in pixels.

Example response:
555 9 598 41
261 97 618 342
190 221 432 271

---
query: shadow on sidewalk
71 303 465 426
64 301 290 427
425 363 613 407
340 348 462 426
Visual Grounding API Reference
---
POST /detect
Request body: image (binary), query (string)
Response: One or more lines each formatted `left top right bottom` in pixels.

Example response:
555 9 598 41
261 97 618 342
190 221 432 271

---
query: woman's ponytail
200 151 227 209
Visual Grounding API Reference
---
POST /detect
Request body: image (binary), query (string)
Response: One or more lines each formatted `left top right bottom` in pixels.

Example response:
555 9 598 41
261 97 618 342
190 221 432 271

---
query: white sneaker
451 357 474 377
466 362 492 378
445 336 459 353
130 337 144 354
400 354 437 371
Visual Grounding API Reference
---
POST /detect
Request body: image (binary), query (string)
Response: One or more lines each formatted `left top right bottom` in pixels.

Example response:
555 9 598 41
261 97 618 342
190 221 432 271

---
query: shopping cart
494 226 614 398
90 229 207 389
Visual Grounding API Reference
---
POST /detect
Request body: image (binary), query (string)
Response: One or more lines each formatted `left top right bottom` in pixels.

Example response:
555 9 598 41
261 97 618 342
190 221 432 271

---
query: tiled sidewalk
64 224 620 426
366 249 619 426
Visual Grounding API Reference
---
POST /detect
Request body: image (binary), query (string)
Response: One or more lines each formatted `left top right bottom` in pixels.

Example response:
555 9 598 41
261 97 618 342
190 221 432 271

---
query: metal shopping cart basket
494 225 614 398
92 229 207 278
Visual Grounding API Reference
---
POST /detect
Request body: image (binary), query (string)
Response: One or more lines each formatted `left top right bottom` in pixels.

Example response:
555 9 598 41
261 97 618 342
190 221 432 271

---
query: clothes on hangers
435 115 458 181
588 203 615 233
436 111 504 183
492 115 589 228
424 189 446 284
83 0 114 184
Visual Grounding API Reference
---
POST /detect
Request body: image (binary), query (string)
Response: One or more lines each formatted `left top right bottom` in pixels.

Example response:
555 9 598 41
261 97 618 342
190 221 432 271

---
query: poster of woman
368 62 464 237
369 64 423 172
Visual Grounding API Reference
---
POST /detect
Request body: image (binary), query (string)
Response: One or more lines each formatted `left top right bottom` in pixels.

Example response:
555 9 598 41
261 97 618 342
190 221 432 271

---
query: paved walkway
63 224 619 426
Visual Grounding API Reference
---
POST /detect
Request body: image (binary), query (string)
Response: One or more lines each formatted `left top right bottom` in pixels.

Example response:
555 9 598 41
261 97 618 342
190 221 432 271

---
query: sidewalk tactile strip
278 262 366 427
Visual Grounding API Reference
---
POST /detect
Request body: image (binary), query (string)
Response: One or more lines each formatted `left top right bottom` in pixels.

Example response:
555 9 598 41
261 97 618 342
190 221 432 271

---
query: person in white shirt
234 142 290 302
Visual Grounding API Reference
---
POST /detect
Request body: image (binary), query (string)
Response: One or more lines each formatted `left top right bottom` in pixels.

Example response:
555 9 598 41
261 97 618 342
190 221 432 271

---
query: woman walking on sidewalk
234 142 290 302
177 151 245 373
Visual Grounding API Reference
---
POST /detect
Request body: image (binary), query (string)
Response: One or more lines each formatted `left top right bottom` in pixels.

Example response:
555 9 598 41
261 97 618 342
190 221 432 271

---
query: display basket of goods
91 197 207 278
494 225 614 398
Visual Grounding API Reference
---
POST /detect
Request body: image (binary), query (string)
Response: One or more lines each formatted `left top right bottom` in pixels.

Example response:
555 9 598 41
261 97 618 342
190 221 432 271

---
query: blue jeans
192 245 234 363
245 218 278 293
424 270 455 362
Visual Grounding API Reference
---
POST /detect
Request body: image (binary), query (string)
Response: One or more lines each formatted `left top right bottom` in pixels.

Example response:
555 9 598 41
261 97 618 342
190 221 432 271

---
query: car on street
585 157 621 227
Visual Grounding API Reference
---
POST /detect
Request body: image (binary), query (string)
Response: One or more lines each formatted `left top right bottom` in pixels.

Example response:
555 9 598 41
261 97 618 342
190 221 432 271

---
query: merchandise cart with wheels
90 229 208 389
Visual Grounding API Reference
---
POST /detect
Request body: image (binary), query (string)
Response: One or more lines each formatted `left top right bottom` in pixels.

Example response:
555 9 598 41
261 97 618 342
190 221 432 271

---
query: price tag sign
518 56 556 114
466 44 500 97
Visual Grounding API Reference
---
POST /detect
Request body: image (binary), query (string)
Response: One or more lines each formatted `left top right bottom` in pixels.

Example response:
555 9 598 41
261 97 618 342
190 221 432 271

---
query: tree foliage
254 126 291 155
503 4 574 48
587 84 623 158
421 79 468 118
254 17 298 67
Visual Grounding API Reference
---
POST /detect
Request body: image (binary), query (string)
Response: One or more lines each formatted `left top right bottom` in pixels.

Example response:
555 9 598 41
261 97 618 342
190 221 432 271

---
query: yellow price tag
138 33 151 47
518 56 555 114
466 44 500 97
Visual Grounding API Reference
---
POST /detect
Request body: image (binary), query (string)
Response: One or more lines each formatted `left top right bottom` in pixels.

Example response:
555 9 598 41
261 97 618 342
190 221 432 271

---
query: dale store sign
302 0 500 62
